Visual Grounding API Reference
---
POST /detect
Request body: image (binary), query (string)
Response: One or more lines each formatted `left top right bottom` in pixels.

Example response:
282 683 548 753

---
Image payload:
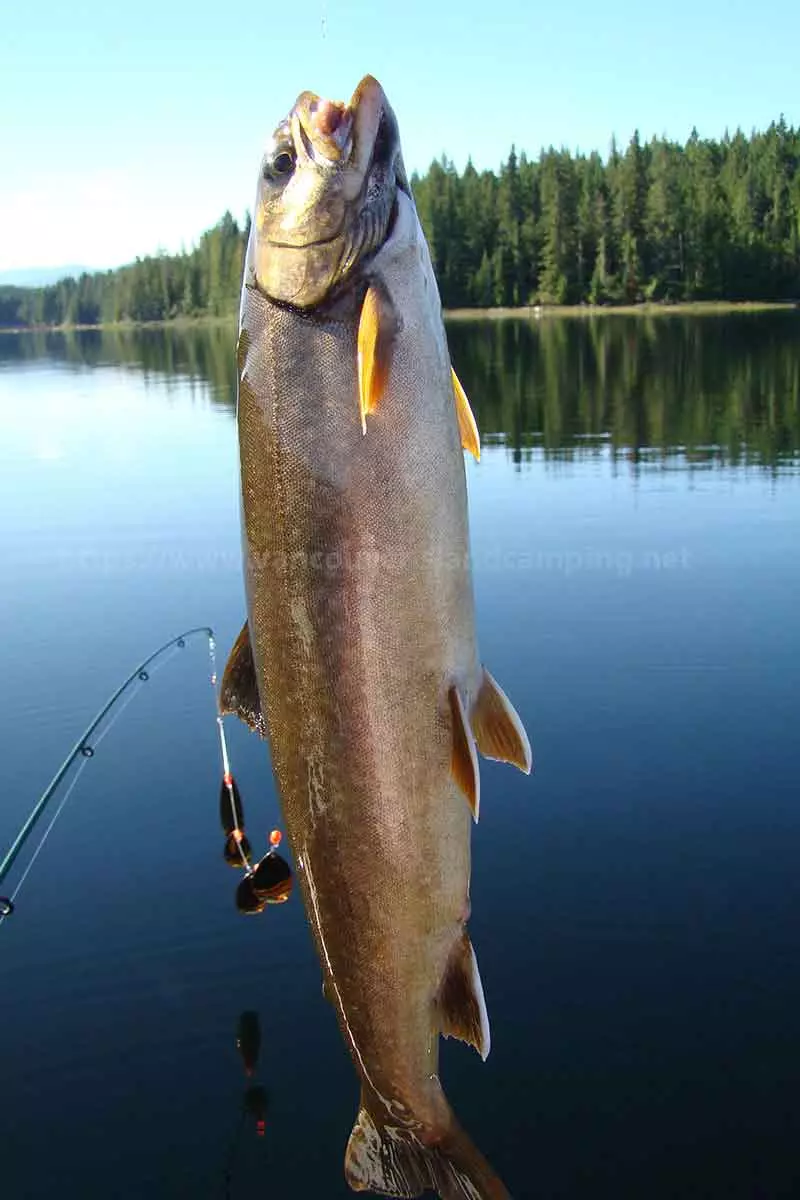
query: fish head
250 75 410 308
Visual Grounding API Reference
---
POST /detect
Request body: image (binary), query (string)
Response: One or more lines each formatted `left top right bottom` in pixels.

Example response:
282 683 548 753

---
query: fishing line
209 634 249 869
92 646 179 751
0 627 214 921
209 633 294 911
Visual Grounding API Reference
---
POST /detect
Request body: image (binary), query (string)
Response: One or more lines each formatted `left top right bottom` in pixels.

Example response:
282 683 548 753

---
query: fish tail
345 1086 510 1200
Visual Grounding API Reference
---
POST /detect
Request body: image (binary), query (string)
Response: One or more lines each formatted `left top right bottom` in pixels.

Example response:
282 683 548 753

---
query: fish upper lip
352 94 405 202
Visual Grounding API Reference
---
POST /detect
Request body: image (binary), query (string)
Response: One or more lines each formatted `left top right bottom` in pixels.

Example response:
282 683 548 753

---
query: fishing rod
0 624 293 924
0 627 214 919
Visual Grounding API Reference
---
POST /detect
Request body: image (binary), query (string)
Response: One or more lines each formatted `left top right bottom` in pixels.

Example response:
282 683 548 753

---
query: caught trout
221 76 531 1199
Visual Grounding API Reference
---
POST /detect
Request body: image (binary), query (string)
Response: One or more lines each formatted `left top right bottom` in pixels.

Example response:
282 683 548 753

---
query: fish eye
273 149 295 175
264 145 296 182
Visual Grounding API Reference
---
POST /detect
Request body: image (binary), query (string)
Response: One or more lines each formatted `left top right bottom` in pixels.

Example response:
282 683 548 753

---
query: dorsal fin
220 621 267 739
471 667 532 774
438 929 491 1060
357 281 400 434
451 367 481 461
449 685 480 822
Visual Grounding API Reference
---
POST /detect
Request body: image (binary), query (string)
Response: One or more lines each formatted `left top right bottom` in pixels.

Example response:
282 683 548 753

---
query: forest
1 118 798 327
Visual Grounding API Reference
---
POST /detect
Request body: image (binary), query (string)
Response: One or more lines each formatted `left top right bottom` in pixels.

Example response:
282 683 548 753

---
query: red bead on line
269 829 282 848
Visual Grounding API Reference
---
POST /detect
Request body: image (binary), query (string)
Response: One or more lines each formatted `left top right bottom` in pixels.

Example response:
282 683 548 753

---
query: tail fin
345 1087 510 1200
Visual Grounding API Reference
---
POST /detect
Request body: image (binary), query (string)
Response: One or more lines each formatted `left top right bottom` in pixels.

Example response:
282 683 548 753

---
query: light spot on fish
306 753 327 821
290 595 315 659
455 1172 483 1199
386 1097 413 1122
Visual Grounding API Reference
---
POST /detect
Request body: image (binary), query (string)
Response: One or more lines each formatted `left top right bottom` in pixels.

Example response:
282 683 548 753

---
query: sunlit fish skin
222 76 531 1200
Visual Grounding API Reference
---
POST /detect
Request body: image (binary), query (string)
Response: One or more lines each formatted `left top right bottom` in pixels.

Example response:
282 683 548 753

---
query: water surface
1 314 799 1198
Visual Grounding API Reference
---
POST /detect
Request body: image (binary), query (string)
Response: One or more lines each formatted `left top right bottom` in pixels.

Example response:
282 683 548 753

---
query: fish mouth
269 76 408 253
295 76 402 181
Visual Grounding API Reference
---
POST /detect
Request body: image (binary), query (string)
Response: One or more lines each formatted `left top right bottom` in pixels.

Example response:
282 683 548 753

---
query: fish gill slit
342 225 365 280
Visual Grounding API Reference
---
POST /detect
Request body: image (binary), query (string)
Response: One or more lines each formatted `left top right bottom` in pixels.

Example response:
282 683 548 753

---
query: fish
221 76 532 1199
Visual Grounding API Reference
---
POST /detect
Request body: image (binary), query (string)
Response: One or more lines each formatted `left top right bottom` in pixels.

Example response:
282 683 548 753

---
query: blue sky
2 0 798 272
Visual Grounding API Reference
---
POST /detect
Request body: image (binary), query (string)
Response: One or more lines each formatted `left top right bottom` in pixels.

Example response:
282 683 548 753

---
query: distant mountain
0 265 95 288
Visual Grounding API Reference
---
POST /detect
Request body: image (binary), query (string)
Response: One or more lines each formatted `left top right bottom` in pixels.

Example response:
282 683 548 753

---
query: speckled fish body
224 77 531 1200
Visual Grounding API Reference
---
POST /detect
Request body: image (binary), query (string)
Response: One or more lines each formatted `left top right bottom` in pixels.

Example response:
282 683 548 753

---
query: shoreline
1 300 798 335
445 300 800 320
0 315 234 335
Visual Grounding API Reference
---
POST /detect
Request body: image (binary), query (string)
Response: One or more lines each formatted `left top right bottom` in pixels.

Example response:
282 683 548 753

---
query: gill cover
248 76 409 308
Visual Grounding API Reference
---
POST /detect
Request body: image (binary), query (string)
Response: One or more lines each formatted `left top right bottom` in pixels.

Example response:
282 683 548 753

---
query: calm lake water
1 314 799 1199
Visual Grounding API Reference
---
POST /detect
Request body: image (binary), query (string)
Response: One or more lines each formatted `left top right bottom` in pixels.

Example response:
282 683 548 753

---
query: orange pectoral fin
357 281 399 434
451 367 480 461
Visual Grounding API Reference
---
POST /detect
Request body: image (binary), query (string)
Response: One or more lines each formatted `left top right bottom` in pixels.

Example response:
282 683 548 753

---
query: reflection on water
224 1010 270 1197
0 324 238 410
2 311 798 469
1 314 799 1199
446 312 800 470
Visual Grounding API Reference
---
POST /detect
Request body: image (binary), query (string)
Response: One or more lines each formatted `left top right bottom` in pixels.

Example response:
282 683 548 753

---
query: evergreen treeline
414 118 800 306
1 118 799 327
0 213 248 328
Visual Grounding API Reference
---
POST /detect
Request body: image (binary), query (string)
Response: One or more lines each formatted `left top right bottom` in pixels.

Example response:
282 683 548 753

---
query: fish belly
238 274 478 1112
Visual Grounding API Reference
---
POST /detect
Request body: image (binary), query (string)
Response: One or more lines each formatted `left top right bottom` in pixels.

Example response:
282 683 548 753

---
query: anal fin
471 668 532 774
449 685 480 822
438 930 491 1061
451 368 481 461
220 621 267 738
